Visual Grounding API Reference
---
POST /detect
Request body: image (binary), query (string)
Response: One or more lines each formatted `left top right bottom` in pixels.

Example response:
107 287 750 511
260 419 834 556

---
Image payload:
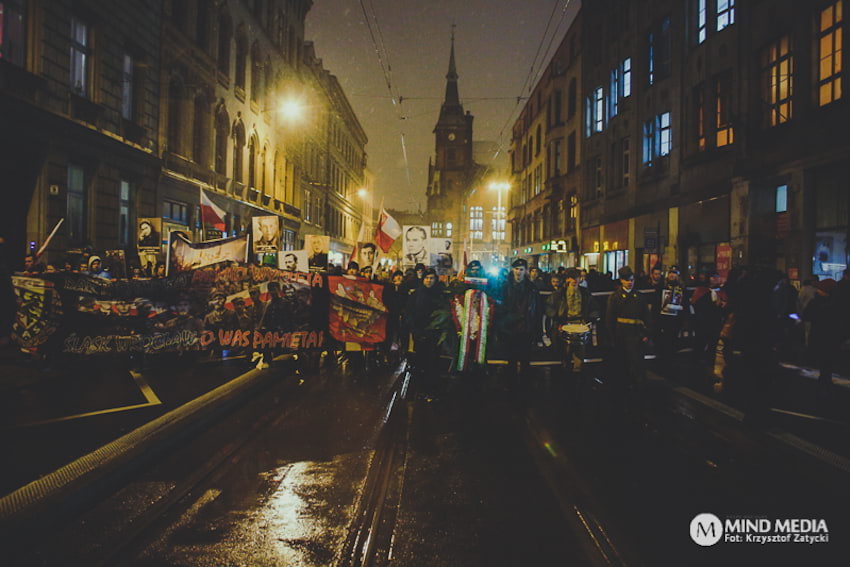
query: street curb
0 355 291 530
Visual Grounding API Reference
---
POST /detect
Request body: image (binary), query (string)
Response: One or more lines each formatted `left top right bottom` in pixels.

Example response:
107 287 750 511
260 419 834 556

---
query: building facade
509 12 583 271
1 0 163 263
512 0 848 282
1 0 368 270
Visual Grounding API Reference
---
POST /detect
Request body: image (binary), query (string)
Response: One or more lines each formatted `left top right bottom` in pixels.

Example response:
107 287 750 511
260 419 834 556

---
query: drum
559 322 591 345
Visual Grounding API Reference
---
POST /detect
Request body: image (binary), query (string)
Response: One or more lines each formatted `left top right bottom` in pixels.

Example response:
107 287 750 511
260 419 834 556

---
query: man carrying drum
546 267 600 372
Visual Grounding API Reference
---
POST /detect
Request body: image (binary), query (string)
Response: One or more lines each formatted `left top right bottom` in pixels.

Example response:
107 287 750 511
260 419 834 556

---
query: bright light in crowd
487 266 500 276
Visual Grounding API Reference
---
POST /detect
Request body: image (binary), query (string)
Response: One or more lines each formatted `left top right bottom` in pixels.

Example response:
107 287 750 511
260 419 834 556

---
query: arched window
250 43 262 103
260 142 269 193
232 120 245 183
167 78 183 154
235 32 248 89
247 135 257 188
192 95 209 165
217 12 232 75
214 105 229 174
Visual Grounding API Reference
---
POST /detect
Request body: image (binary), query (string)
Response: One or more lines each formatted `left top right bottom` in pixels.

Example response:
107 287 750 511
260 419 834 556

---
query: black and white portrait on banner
402 225 430 267
431 237 454 275
357 242 379 271
305 235 330 271
252 216 280 253
278 250 308 272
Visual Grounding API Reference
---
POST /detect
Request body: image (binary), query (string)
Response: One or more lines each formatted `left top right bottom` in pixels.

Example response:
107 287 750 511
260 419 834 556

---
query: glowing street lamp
277 97 306 123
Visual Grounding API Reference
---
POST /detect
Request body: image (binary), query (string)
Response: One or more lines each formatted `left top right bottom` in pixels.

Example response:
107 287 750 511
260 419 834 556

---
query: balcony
69 92 104 125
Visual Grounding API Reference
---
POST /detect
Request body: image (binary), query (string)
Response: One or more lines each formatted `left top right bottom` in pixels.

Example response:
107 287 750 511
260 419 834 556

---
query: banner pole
199 187 206 242
35 218 64 259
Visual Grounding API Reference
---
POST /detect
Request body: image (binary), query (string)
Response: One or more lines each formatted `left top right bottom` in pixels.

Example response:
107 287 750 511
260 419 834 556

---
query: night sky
306 0 580 211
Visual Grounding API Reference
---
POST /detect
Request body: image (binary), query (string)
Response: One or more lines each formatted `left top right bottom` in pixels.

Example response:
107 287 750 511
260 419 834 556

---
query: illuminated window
817 1 843 106
717 0 735 32
609 67 619 117
643 112 671 164
0 0 27 66
715 75 734 146
70 18 90 96
446 222 453 237
431 221 443 237
622 57 632 97
470 206 483 239
594 87 604 132
775 184 788 213
762 35 793 126
696 0 707 43
491 206 506 240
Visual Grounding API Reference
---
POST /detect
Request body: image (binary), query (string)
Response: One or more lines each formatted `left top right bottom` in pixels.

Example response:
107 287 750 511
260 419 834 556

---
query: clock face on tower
448 133 456 141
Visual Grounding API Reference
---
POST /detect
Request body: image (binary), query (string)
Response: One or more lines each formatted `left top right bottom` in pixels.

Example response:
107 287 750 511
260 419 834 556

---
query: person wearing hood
404 268 450 396
86 255 110 279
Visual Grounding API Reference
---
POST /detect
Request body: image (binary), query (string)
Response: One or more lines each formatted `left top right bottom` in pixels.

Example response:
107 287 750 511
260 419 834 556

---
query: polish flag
375 208 401 253
200 190 226 232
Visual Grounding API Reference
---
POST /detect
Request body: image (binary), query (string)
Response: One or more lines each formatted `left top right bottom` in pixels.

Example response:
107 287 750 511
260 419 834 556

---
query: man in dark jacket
607 267 651 412
404 268 450 396
547 267 600 372
496 258 540 377
690 271 724 364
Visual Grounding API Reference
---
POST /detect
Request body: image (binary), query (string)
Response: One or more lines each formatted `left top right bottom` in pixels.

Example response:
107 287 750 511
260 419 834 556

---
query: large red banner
327 276 388 344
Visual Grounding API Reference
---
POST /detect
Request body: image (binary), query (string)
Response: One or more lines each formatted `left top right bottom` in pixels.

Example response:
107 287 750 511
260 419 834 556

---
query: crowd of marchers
1 234 848 423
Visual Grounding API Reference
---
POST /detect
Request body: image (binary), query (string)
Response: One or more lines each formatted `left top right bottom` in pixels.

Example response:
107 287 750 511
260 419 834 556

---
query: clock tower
427 30 474 235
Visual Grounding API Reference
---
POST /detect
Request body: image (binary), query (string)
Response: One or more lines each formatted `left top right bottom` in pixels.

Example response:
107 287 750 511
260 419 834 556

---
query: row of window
466 207 505 241
511 199 577 247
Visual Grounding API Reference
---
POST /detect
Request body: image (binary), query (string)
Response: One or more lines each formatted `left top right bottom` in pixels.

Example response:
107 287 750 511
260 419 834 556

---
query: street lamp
278 97 306 123
488 181 510 264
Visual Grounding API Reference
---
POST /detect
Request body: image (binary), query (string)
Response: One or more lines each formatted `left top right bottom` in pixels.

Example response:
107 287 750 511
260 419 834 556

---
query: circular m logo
690 513 723 546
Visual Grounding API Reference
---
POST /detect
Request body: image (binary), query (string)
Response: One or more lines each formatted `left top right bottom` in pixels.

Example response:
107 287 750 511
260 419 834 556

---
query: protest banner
402 225 430 267
327 276 388 344
167 231 249 275
252 216 281 254
11 263 346 357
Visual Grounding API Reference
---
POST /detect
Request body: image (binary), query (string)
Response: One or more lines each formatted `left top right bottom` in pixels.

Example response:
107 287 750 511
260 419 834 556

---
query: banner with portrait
167 232 249 275
327 276 388 344
278 250 308 272
355 241 379 272
430 237 454 275
402 225 430 268
304 235 330 271
252 216 281 254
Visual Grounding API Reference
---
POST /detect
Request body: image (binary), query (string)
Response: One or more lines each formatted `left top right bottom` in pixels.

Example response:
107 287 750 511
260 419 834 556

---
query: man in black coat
495 258 541 377
404 269 450 396
607 266 651 417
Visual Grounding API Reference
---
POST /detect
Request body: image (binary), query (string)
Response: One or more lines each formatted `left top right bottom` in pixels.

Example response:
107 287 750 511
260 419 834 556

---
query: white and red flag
200 190 226 232
375 208 401 253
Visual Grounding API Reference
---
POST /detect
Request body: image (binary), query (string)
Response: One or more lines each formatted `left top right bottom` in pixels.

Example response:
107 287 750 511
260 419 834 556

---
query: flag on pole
200 190 226 232
375 208 401 253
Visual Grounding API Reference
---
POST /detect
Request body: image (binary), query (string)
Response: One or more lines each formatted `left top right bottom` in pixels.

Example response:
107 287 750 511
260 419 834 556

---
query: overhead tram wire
492 0 576 162
358 0 413 189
